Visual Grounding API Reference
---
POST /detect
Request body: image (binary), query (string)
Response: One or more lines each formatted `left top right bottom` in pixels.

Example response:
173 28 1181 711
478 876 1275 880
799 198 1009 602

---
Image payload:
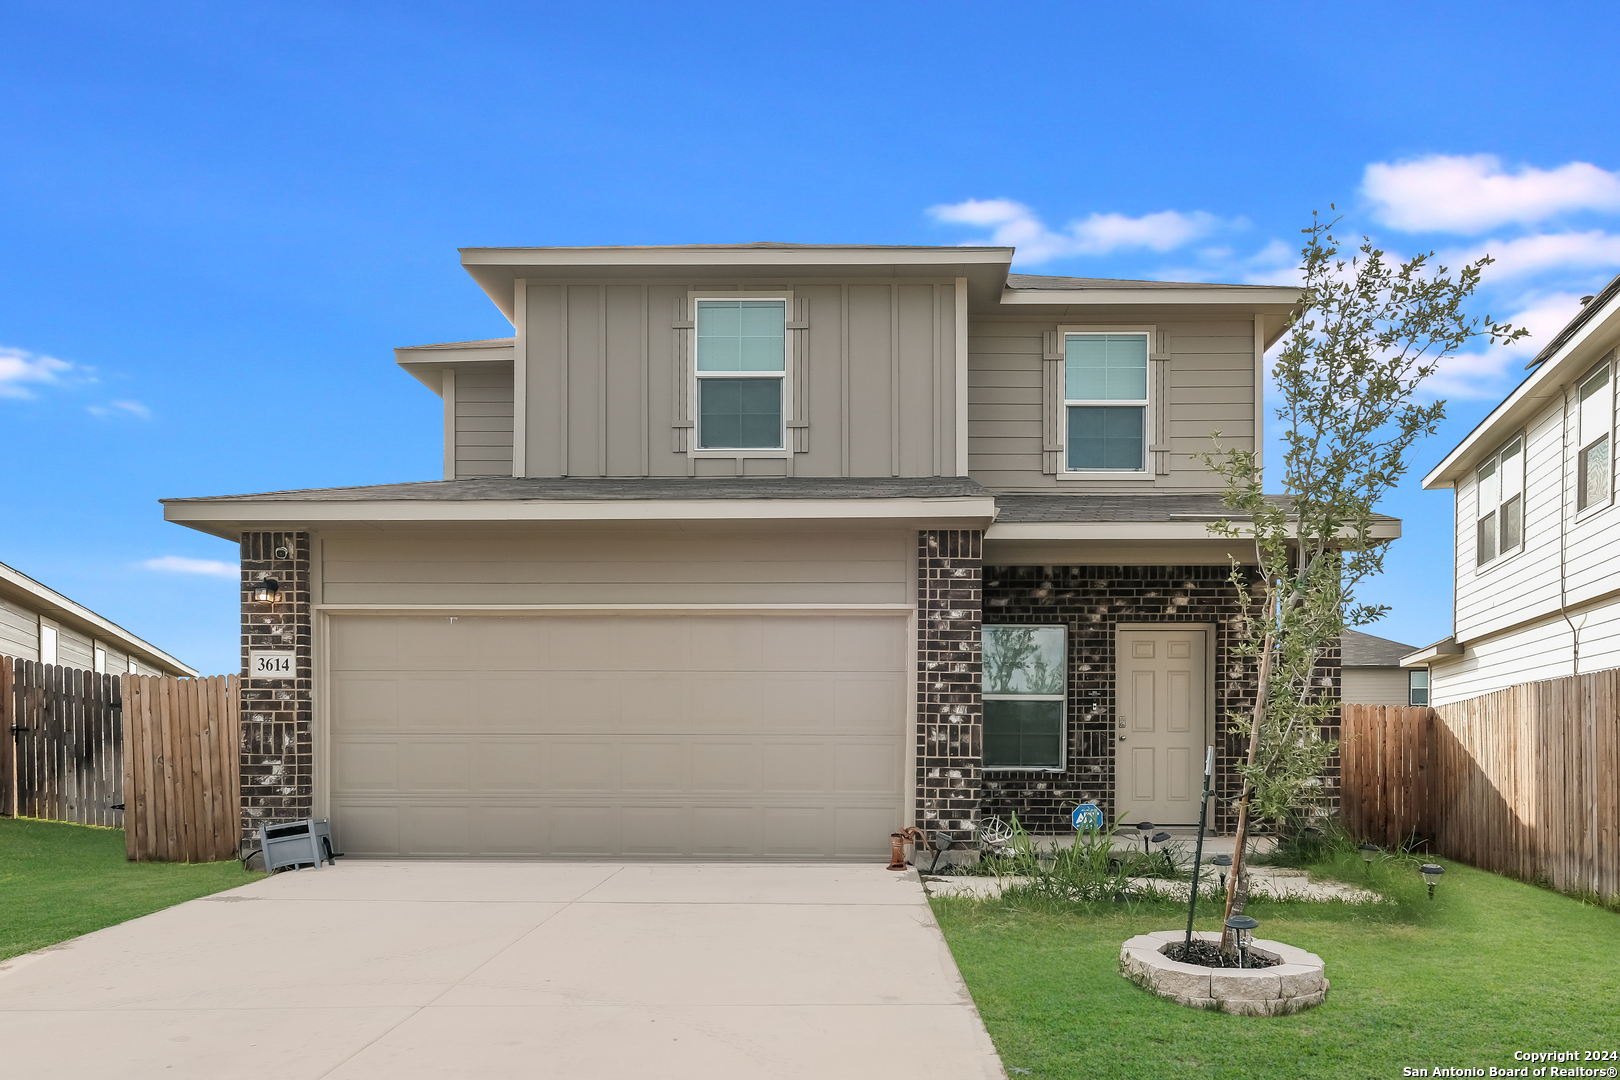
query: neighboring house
164 243 1394 860
1340 629 1424 706
1405 270 1620 705
0 558 196 677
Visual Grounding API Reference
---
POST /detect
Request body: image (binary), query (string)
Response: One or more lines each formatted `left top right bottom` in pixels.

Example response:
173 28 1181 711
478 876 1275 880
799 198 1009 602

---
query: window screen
1408 669 1430 707
982 625 1066 770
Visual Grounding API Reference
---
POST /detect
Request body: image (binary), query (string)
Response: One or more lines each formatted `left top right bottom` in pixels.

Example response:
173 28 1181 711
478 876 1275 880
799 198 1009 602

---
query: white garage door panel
327 614 908 859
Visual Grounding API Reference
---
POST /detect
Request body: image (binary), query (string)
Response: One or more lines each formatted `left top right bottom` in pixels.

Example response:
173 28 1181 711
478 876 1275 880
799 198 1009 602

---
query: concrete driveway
0 862 1005 1079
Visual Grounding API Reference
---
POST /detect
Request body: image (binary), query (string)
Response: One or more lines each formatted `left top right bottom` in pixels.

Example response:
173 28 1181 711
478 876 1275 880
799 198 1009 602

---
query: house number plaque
249 650 296 677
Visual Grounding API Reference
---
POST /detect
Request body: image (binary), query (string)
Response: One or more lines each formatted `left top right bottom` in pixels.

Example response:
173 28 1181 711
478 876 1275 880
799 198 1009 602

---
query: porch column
916 529 983 843
239 531 313 853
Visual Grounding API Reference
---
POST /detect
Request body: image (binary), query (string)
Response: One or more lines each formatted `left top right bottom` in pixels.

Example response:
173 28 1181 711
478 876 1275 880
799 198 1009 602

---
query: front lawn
933 856 1620 1079
0 817 262 961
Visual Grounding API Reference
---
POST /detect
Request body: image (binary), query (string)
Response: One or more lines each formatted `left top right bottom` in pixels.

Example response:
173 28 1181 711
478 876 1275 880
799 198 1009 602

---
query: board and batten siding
448 363 515 479
967 318 1257 491
317 528 916 607
518 281 961 479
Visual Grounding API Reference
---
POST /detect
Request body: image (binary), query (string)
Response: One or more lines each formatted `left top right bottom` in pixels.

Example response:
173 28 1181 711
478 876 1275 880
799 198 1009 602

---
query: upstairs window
695 299 786 451
1475 434 1523 567
1577 361 1612 513
1065 333 1149 472
1408 669 1430 706
982 625 1067 771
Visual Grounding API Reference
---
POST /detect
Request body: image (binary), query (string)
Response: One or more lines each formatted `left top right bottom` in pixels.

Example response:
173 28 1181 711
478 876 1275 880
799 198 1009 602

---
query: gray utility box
259 818 336 872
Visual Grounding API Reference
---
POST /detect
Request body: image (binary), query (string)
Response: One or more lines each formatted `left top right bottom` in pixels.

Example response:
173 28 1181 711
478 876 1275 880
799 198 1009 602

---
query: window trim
1055 324 1157 480
38 619 59 666
1472 430 1527 573
981 623 1068 773
1574 359 1613 520
689 292 793 458
1408 668 1430 707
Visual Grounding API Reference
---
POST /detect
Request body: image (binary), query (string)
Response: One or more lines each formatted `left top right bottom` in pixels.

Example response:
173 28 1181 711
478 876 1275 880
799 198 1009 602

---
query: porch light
1419 863 1445 900
1225 914 1259 967
252 577 281 604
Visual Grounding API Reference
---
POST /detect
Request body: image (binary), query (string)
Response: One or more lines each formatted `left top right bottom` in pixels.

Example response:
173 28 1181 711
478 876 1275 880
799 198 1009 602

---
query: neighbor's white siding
1341 668 1410 707
0 598 39 658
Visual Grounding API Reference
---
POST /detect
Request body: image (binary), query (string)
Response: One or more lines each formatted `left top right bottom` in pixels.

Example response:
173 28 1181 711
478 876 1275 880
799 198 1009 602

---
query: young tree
1202 213 1525 942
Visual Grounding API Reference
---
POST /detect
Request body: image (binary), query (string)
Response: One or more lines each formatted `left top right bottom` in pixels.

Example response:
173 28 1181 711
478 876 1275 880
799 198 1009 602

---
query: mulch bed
1162 939 1280 969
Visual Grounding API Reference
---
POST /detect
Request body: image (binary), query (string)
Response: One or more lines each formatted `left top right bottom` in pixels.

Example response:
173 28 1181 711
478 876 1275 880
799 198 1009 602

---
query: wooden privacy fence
122 674 241 863
0 658 124 826
1342 677 1620 903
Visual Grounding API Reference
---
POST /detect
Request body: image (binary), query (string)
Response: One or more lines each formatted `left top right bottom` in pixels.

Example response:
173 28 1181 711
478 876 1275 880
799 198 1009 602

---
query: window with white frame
982 625 1066 770
127 657 140 676
1408 669 1430 706
1475 434 1524 567
93 646 107 674
1577 361 1612 513
39 622 58 666
1064 333 1149 472
695 298 786 451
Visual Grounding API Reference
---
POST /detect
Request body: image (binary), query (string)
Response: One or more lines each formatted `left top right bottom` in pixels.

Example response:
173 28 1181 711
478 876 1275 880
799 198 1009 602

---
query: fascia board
1423 297 1620 488
459 246 1015 269
0 563 198 676
986 520 1401 541
164 495 1001 532
395 346 515 364
1400 638 1463 666
998 286 1300 308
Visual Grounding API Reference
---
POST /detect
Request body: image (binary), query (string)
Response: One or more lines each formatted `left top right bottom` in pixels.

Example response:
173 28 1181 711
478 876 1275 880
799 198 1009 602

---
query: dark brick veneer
239 531 313 852
915 530 983 844
979 564 1340 835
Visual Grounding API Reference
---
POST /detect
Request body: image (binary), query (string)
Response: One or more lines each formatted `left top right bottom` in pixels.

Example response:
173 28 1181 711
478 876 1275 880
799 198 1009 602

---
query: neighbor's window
1065 333 1149 472
1577 362 1612 513
982 625 1066 770
696 299 786 450
1475 434 1524 567
39 623 58 666
93 646 107 675
1408 669 1430 707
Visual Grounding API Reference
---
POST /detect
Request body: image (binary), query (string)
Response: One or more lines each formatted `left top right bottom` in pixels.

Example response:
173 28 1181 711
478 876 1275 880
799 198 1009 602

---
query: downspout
1558 385 1581 674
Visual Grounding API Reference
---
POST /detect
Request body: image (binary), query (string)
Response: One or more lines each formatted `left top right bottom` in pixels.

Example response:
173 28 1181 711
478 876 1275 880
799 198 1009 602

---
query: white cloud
87 399 152 419
929 199 1223 264
1439 231 1620 281
1426 292 1587 399
140 556 238 578
1363 155 1620 234
0 347 73 399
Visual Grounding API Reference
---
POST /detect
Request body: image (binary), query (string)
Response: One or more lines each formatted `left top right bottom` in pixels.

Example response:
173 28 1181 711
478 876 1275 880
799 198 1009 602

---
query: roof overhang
0 561 197 676
1423 287 1620 489
394 339 515 393
985 518 1401 542
459 244 1017 323
990 284 1300 345
1400 637 1464 667
164 495 1000 541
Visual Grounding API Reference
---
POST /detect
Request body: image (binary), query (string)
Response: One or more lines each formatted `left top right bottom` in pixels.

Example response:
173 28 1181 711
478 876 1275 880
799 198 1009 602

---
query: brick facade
976 564 1340 835
915 530 983 844
239 531 313 852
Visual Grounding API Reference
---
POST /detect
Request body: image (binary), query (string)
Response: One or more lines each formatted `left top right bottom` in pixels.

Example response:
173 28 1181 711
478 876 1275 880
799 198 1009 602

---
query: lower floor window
982 624 1067 770
1408 669 1430 706
983 699 1065 769
1067 405 1145 471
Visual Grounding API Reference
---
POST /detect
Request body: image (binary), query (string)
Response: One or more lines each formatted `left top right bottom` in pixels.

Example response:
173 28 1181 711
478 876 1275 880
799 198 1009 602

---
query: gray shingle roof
1342 629 1418 668
992 494 1399 525
162 476 993 504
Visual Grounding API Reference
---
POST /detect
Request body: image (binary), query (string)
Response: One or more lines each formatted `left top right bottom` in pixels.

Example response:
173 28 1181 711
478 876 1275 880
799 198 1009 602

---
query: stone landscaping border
1119 931 1328 1016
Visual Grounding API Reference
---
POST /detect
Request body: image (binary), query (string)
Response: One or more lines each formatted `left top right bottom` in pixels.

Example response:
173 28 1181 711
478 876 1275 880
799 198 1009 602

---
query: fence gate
121 673 242 863
0 658 124 826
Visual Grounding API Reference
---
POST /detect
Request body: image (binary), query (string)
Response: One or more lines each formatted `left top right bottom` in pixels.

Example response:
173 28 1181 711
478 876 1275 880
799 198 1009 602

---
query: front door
1115 628 1207 826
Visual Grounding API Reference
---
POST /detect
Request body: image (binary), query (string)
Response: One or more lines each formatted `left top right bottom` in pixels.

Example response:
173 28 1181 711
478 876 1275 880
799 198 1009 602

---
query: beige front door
324 612 908 859
1115 628 1208 826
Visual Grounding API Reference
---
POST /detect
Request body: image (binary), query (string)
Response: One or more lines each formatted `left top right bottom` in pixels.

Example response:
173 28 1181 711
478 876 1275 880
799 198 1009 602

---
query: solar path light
1135 820 1156 856
1212 853 1232 892
1360 843 1380 870
1419 862 1445 900
1225 914 1259 968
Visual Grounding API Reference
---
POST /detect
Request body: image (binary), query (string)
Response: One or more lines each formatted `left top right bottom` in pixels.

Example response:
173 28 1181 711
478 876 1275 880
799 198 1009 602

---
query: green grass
933 855 1620 1080
0 817 263 961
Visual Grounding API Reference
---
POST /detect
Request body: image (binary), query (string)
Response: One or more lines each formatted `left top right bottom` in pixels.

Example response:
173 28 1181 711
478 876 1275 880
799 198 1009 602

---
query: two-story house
163 243 1338 860
1404 270 1620 706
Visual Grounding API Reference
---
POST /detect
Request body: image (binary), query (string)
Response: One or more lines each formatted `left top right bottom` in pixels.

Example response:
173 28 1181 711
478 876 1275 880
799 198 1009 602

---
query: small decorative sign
249 650 296 677
1072 802 1103 831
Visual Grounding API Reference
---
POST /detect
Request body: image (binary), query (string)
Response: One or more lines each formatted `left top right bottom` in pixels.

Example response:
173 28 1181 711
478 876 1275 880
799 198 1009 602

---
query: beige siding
1341 668 1410 707
453 363 515 479
967 318 1256 491
0 598 39 658
520 280 960 479
56 624 94 670
318 528 914 607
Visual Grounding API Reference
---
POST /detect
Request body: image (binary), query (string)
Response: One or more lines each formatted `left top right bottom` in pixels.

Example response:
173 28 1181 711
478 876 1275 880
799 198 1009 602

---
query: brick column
916 530 983 844
239 531 312 853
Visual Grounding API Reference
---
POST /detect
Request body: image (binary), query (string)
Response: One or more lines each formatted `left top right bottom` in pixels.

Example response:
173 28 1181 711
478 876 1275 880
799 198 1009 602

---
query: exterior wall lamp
252 577 281 604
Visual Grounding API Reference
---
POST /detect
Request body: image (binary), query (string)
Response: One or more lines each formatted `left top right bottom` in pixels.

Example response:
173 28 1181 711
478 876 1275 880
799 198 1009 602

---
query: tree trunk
1221 624 1274 950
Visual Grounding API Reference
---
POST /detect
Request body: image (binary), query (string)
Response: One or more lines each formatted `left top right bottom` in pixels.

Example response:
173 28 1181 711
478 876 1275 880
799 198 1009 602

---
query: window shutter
1042 330 1063 474
787 297 810 453
671 298 693 452
1151 334 1172 476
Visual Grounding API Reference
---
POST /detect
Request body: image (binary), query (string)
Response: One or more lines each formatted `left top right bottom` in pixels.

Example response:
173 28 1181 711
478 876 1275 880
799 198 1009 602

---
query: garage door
326 613 909 858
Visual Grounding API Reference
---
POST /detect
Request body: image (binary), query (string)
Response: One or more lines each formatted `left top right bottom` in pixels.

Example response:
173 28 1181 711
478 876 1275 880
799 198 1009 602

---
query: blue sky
3 1 1618 674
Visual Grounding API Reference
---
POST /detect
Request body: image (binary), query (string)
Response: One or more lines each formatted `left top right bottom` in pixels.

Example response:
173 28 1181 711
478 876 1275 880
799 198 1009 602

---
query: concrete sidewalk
0 862 1005 1080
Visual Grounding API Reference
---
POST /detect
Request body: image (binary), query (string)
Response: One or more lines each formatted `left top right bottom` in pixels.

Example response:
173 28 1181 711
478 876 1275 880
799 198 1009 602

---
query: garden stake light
1225 914 1258 968
1360 842 1379 871
1183 747 1216 951
1420 862 1445 900
1136 820 1156 856
1212 853 1232 893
